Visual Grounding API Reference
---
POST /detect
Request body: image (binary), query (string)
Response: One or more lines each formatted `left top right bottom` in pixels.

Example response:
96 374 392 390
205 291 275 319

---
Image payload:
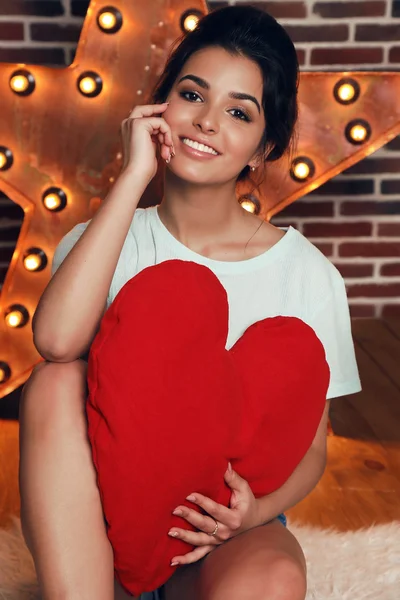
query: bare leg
19 359 137 600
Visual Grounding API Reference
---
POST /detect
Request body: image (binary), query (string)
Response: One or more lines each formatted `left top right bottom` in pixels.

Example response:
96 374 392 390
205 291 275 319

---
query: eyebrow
177 74 261 114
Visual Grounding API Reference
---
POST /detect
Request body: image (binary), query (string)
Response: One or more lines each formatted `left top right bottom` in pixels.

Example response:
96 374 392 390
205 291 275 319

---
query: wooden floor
1 317 399 532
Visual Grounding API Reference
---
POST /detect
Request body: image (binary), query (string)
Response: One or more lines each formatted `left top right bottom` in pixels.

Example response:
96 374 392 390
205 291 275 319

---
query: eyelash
179 90 252 122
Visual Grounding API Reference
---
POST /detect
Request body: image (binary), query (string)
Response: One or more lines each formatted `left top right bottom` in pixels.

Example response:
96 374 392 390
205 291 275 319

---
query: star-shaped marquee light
1 0 400 399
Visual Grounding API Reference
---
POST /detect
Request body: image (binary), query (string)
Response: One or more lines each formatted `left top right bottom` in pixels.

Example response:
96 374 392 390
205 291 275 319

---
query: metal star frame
1 0 400 398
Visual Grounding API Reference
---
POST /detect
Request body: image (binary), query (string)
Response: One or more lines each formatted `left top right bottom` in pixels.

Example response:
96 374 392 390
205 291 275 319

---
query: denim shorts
139 513 287 600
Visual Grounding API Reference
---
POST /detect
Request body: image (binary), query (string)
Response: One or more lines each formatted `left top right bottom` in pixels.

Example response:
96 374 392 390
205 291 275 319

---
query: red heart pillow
86 259 330 596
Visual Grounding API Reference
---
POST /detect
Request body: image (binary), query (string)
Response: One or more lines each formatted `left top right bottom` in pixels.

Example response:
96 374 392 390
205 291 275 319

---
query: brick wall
0 0 399 318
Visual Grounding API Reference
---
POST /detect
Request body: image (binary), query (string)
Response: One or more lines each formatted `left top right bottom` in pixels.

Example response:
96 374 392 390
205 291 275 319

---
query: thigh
163 518 307 600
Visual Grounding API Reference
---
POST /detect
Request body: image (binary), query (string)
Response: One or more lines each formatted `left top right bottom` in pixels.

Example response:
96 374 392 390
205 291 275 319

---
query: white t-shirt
51 204 362 400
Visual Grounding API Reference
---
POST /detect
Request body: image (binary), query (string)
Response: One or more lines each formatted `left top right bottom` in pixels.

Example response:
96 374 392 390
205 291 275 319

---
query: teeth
182 138 218 155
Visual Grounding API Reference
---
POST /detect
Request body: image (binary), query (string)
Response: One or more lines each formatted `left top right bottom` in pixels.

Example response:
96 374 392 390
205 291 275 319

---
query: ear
251 143 274 169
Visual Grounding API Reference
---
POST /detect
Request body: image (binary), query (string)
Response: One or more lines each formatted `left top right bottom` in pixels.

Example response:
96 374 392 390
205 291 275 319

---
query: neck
158 169 247 248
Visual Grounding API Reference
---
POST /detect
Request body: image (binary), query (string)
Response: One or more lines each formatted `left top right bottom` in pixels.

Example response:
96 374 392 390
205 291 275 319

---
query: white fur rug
0 516 399 599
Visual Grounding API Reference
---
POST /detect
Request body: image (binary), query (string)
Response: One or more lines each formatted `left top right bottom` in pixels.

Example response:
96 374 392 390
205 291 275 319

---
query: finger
134 116 173 148
171 545 215 567
172 506 223 536
186 494 236 529
224 467 250 493
168 527 219 547
127 102 169 119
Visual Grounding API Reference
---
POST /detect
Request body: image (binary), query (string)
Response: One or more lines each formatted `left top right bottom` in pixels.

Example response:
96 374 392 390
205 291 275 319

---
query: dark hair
148 4 300 182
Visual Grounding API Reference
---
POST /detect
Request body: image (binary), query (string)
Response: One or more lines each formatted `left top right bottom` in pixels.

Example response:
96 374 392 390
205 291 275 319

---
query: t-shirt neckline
151 204 295 274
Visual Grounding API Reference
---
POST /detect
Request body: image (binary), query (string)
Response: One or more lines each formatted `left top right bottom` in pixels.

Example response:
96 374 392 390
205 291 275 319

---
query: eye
179 90 251 122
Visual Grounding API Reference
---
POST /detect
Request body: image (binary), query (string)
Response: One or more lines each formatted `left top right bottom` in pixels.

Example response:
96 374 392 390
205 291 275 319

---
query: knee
211 556 307 600
19 359 88 430
258 557 307 600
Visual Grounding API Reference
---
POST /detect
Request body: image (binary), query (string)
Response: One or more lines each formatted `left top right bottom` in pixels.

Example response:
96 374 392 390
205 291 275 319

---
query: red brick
311 179 374 196
311 47 383 65
393 0 400 17
0 47 66 65
347 283 400 298
339 242 400 258
314 1 386 18
380 263 400 276
276 201 334 218
344 158 400 175
341 201 400 216
382 304 400 316
378 223 400 236
0 246 15 262
285 25 348 43
349 304 376 317
71 0 89 16
0 22 24 41
210 2 230 10
253 2 307 18
334 263 374 278
389 47 400 63
0 0 64 15
381 180 400 194
30 23 81 43
386 136 400 151
0 225 20 242
0 203 24 220
297 48 306 65
356 25 400 42
303 222 372 237
312 242 333 256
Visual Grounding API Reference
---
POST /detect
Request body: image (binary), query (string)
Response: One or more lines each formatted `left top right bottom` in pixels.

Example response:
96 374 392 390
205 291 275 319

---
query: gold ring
207 518 219 537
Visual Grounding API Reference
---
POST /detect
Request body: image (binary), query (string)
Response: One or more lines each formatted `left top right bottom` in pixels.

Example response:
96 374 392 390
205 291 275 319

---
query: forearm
255 446 326 526
33 169 148 360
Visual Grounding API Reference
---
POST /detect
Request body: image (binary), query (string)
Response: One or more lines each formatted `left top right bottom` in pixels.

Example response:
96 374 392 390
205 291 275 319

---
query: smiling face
163 46 267 183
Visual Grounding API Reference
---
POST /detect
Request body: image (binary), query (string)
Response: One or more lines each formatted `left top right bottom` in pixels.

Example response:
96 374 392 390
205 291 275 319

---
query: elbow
33 333 80 363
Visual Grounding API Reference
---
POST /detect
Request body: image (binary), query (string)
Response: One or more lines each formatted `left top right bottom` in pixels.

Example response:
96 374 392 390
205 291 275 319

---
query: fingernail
168 531 179 537
171 561 179 567
186 494 196 502
172 508 182 515
228 461 233 473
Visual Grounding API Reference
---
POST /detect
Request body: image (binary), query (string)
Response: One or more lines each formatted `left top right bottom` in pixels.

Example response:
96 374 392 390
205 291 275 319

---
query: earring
250 166 256 171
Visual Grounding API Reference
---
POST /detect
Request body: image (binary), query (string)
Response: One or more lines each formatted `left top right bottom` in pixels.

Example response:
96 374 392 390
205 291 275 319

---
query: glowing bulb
24 254 41 271
183 14 200 31
9 69 35 95
293 161 310 180
350 124 367 142
80 76 96 94
77 71 103 97
6 309 24 328
333 78 360 105
10 74 29 93
290 156 315 183
43 193 61 210
0 146 13 170
241 200 257 213
97 7 122 33
337 83 356 102
42 187 67 212
99 11 116 29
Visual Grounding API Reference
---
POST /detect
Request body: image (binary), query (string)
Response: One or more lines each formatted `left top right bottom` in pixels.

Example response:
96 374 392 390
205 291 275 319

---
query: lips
179 136 221 155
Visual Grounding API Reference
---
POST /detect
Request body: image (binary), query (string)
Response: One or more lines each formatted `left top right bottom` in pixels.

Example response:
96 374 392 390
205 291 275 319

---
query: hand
120 102 175 183
168 463 261 567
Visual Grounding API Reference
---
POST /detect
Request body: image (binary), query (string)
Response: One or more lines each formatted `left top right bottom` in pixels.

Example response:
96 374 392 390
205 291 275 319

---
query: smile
179 137 220 159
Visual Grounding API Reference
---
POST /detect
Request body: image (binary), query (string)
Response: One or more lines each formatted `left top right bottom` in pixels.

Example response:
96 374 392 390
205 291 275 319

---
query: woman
19 5 361 600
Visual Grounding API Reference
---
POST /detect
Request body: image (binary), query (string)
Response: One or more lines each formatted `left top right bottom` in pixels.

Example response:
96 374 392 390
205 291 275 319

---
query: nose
193 105 219 134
